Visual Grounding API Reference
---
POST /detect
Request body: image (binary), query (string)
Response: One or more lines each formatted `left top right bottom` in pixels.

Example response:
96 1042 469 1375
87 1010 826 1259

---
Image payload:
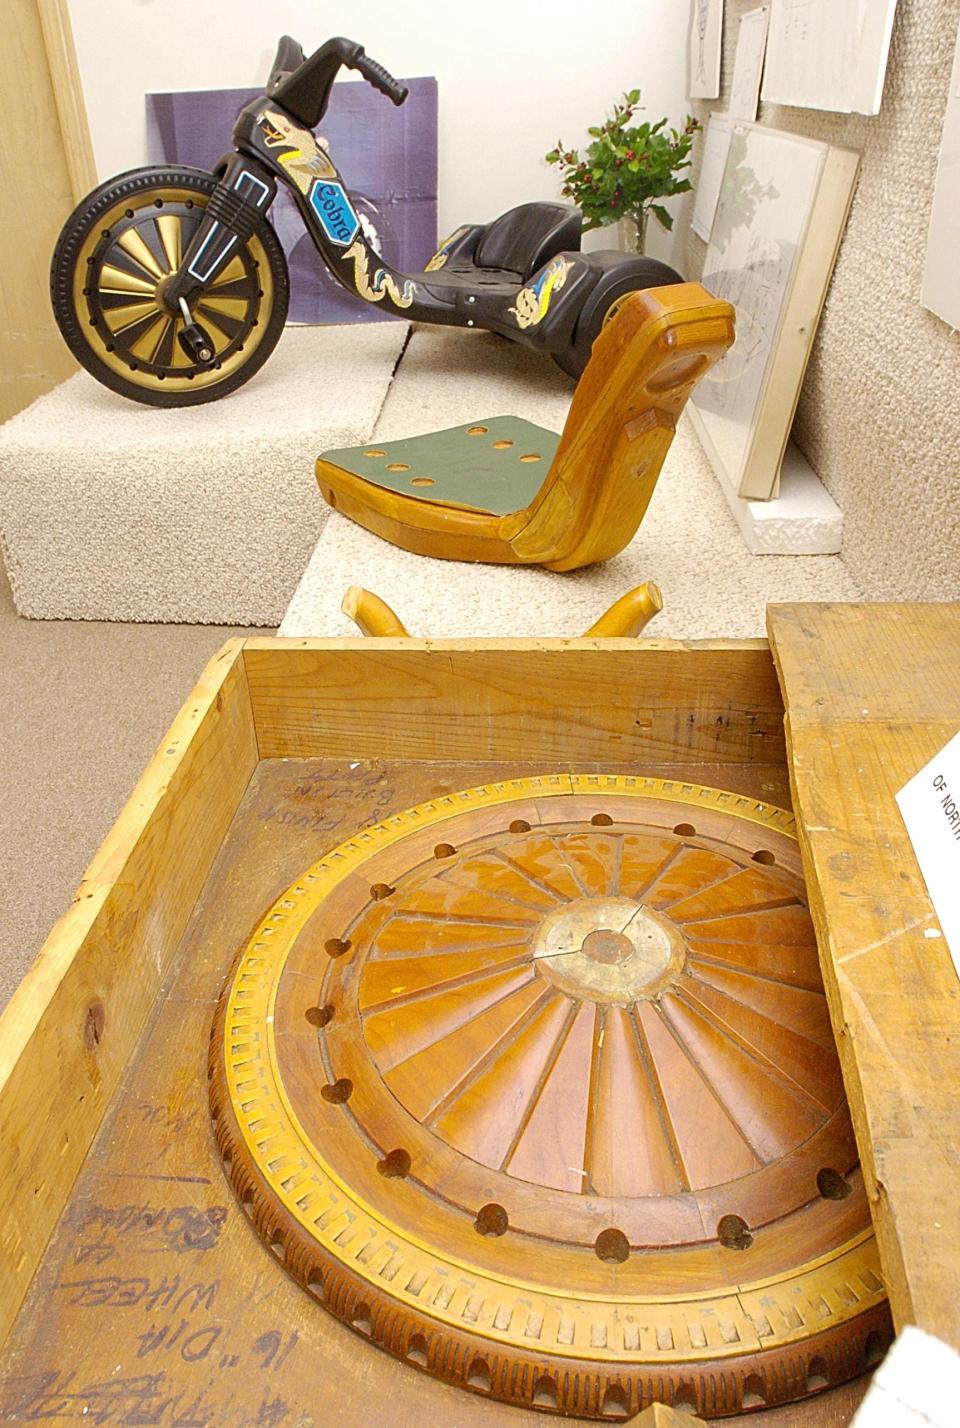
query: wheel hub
533 895 685 1000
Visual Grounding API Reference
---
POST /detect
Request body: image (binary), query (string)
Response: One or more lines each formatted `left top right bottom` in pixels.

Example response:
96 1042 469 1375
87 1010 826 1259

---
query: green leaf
545 150 560 163
587 126 602 137
628 88 641 104
651 203 673 230
627 160 640 172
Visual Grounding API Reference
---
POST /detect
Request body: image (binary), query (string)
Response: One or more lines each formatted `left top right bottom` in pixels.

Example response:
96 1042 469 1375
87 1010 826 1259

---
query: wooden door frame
36 0 96 201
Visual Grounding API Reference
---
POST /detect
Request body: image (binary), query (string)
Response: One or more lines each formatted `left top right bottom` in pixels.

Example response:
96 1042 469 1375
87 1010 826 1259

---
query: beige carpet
0 322 408 625
0 558 268 1011
281 326 862 640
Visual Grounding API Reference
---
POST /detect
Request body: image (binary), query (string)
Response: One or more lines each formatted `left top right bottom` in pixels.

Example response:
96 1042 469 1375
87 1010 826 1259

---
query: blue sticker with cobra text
308 180 360 246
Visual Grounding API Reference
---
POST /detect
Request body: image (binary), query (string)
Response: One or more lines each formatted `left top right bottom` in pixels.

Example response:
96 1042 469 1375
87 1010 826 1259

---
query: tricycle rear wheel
553 255 683 379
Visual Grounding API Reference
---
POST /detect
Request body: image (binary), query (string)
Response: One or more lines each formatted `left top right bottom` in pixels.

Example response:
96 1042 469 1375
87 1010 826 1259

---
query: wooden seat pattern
315 283 736 570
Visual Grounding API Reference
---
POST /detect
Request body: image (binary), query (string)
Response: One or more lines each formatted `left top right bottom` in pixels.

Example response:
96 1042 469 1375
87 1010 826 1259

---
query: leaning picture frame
689 123 859 501
688 0 724 100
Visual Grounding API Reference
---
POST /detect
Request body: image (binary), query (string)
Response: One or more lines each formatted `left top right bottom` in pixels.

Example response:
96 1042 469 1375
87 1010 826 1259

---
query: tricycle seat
474 201 582 280
316 282 736 570
426 202 583 284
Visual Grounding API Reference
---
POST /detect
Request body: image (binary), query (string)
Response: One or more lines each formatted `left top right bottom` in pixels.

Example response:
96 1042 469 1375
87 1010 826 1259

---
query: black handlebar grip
355 52 408 106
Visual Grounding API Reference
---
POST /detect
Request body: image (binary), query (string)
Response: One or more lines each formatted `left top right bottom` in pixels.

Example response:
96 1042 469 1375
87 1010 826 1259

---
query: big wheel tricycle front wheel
51 166 289 407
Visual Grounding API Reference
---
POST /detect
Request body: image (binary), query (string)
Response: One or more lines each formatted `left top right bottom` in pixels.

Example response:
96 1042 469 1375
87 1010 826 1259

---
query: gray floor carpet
0 559 268 1010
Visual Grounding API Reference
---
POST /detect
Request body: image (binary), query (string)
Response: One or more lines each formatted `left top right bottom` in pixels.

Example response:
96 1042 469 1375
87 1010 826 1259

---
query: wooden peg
582 583 663 638
341 586 410 637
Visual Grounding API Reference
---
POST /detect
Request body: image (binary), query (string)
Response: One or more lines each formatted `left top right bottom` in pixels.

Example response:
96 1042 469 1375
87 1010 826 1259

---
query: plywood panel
768 601 960 1350
37 0 97 200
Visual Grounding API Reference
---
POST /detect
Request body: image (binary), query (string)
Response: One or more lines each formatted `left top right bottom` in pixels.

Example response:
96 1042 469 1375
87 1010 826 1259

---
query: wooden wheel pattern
210 775 891 1419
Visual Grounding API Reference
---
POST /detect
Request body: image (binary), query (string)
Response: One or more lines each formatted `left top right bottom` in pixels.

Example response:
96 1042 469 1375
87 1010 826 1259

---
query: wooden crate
0 610 956 1425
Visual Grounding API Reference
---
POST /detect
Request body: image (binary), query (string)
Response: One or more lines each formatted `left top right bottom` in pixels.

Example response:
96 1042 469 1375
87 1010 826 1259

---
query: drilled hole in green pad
319 416 561 517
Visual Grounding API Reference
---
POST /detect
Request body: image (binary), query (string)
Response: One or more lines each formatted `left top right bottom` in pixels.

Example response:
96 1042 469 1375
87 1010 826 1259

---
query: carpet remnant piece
0 323 408 625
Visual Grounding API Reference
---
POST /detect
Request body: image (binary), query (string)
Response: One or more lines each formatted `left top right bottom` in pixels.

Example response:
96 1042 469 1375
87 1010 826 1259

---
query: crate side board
241 638 785 766
0 640 259 1350
768 602 960 1351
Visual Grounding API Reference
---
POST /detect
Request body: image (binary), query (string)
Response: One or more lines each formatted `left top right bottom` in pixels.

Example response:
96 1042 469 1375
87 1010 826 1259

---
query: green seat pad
319 415 560 516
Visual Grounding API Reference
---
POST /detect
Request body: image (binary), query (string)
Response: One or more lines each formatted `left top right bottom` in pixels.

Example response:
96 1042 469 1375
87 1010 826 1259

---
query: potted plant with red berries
546 93 700 253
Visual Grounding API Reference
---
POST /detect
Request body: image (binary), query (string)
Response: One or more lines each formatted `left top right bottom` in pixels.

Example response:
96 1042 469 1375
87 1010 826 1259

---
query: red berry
625 150 635 160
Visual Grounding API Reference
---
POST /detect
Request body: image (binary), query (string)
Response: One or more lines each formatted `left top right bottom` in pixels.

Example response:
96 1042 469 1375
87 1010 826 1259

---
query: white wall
67 0 690 268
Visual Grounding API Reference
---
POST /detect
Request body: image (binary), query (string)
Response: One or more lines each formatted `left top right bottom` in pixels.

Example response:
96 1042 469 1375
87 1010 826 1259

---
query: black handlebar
269 35 408 129
354 52 409 106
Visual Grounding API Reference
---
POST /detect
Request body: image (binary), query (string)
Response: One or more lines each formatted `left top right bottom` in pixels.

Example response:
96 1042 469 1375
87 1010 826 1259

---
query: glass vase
618 211 648 254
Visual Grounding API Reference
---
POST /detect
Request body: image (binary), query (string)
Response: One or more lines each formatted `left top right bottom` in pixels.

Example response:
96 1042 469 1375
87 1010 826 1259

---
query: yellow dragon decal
343 240 415 309
508 256 573 329
259 110 336 193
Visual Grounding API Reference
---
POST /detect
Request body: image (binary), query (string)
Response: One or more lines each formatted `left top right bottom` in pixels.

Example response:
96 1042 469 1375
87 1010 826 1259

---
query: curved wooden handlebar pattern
340 585 411 637
581 582 663 638
317 284 735 570
340 584 663 639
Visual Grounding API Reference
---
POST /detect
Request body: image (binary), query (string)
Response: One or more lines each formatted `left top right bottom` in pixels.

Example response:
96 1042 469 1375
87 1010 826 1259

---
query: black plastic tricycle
51 35 684 406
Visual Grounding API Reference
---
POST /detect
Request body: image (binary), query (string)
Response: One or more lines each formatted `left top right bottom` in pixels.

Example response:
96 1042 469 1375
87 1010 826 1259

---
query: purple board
146 78 438 325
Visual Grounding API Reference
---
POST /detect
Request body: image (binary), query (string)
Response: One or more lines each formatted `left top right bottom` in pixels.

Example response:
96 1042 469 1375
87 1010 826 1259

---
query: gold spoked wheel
52 167 288 406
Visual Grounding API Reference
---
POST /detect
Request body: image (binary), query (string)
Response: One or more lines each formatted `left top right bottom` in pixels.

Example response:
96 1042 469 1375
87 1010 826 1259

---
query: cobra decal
424 226 468 272
343 239 415 308
508 255 573 329
309 181 361 246
258 110 336 193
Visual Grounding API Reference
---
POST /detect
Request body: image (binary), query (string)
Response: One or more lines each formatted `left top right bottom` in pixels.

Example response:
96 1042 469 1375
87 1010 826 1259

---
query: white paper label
895 729 960 975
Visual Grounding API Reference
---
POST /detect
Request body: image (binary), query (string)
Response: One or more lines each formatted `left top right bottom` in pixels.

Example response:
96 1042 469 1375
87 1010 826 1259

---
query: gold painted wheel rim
73 184 274 394
209 774 890 1418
